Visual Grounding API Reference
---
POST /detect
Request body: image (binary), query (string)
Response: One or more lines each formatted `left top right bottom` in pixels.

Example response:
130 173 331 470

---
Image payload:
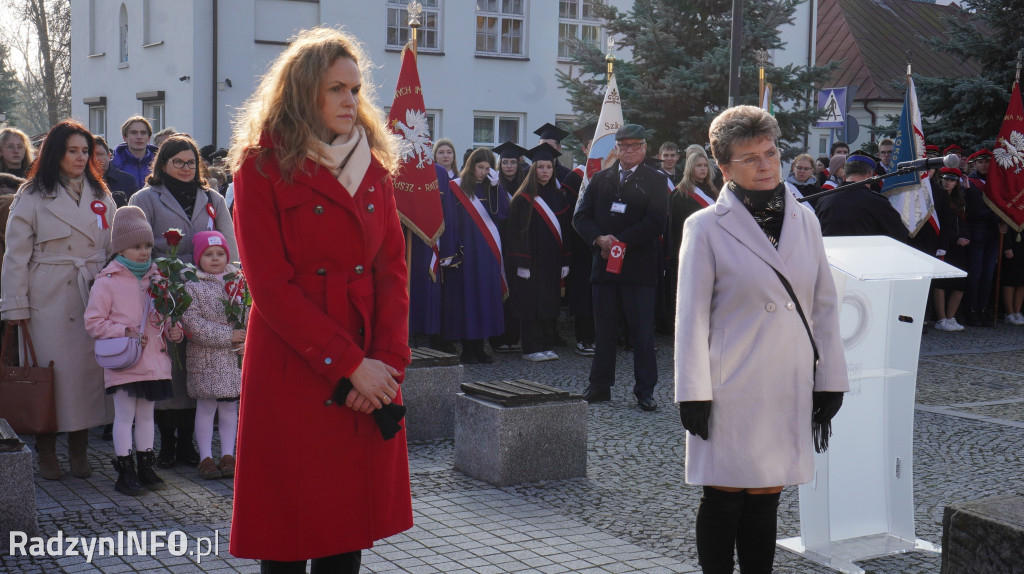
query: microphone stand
798 166 928 203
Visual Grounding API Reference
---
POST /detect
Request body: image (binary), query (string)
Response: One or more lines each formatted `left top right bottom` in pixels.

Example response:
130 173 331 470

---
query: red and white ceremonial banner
388 45 444 245
581 73 625 193
986 80 1024 233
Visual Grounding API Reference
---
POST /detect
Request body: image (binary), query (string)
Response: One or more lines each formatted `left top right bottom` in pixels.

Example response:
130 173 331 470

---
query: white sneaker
542 350 559 360
947 317 966 331
1007 314 1024 326
934 319 953 332
1014 313 1024 325
523 352 548 362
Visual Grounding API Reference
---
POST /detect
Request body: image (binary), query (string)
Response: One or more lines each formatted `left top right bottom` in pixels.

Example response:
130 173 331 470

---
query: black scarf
729 181 786 249
164 176 200 218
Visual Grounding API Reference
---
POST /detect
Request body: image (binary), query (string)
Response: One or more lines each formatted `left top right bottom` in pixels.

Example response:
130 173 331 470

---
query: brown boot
35 433 61 480
67 429 92 478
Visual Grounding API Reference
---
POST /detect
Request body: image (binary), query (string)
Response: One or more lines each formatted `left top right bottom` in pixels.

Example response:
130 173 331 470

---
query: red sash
531 196 563 249
450 180 508 297
688 185 715 208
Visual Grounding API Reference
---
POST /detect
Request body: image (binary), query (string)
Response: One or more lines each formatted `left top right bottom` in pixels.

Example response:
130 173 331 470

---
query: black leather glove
678 401 711 440
332 379 408 441
811 391 844 453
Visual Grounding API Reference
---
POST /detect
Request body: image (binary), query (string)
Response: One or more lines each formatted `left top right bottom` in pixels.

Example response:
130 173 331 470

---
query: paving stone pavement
3 320 1023 573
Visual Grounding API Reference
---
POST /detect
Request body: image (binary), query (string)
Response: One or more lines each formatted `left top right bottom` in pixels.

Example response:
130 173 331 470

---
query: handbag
0 325 57 435
94 298 149 370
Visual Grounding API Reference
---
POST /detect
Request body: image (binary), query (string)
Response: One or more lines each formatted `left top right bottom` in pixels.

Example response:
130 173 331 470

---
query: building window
89 106 107 139
558 0 602 60
118 3 128 63
819 134 828 156
473 113 523 147
386 0 441 52
143 101 164 134
475 0 525 57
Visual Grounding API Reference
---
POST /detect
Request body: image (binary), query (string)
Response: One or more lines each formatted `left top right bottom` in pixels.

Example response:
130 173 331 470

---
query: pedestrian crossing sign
817 88 846 128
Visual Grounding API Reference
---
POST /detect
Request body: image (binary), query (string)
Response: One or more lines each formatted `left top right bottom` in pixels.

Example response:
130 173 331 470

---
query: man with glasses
877 138 894 172
111 115 160 189
573 124 669 411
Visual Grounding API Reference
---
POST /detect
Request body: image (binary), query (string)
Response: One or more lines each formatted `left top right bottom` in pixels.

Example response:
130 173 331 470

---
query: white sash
690 185 715 207
533 196 563 247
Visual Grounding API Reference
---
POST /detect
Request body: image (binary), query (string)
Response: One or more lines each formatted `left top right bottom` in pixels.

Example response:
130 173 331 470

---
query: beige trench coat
129 183 237 409
1 181 115 432
674 187 849 488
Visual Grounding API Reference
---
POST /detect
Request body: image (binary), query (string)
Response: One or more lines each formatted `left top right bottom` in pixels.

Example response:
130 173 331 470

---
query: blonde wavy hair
228 26 399 179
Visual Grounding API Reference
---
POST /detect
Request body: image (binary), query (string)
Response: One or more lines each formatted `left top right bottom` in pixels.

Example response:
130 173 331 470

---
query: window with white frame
386 0 441 52
558 0 602 60
118 3 128 63
143 101 164 134
475 0 525 57
88 106 107 139
473 113 523 147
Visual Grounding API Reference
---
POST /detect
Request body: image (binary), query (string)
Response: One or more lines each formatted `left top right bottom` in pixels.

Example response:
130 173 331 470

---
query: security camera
179 75 190 81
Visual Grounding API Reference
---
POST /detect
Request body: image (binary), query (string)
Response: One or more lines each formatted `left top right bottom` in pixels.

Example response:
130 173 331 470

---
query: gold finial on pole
407 1 422 56
755 49 770 107
605 35 615 81
906 50 913 77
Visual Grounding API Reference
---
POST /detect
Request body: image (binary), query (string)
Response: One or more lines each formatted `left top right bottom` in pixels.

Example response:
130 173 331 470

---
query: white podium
777 236 965 573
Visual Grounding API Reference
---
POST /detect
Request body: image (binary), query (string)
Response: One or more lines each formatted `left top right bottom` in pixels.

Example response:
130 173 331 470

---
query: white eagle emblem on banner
394 109 434 169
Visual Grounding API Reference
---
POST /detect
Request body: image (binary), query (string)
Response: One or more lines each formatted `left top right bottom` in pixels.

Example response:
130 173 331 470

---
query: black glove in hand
811 391 844 453
332 379 408 441
678 401 711 440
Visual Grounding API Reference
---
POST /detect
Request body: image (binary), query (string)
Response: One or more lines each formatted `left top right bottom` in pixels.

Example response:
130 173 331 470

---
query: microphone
896 154 960 172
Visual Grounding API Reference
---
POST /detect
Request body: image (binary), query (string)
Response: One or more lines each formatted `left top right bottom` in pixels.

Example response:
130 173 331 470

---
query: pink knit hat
192 231 230 263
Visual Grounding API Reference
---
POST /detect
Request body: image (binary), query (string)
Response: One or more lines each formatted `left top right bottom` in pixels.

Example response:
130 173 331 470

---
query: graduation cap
533 122 569 143
492 141 528 160
524 143 562 162
573 123 597 143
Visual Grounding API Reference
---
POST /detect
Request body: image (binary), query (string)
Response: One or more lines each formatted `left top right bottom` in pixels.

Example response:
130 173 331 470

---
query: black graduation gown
506 182 572 320
561 169 594 316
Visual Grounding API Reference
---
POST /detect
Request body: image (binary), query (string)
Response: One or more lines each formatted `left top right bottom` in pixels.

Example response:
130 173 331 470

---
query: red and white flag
581 74 625 194
986 81 1024 233
388 45 444 245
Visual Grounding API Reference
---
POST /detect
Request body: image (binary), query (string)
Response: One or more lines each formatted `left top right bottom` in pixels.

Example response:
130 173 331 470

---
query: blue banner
883 87 919 193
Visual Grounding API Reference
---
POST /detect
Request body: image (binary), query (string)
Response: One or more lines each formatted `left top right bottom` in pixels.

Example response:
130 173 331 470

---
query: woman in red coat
227 27 412 573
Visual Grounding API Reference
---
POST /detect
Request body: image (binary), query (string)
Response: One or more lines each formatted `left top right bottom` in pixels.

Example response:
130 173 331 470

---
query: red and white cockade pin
90 200 109 230
206 202 216 230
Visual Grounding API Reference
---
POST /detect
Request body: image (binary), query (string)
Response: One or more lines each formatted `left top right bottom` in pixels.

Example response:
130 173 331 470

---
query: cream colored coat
1 181 115 432
674 187 848 488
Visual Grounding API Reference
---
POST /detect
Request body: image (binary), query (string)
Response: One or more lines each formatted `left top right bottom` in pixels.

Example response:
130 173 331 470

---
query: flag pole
755 49 769 107
405 1 423 305
605 35 615 83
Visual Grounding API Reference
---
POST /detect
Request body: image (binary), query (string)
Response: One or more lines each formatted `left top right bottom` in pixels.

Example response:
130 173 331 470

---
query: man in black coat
815 154 908 241
572 124 670 411
94 136 138 207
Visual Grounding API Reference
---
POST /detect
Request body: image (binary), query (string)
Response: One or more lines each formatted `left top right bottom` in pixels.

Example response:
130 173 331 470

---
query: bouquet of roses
221 268 251 368
149 229 198 366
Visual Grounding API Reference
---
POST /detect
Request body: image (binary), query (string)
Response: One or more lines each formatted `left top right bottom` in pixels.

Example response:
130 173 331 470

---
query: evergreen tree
914 0 1024 150
557 0 837 159
0 44 20 125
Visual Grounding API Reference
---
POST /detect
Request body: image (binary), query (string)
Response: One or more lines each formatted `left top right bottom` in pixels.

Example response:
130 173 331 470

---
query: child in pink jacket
85 206 183 496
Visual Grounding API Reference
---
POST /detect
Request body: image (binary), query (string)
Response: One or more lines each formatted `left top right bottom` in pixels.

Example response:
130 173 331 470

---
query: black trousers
589 282 657 398
261 550 361 574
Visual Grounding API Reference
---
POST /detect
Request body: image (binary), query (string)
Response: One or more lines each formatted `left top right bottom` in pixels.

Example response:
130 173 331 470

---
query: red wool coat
229 136 412 561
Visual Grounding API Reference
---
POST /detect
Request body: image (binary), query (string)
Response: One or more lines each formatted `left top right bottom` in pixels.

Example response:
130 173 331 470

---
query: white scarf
306 126 372 197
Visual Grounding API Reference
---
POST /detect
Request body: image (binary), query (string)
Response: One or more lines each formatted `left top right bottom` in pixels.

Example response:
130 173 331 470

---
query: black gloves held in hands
678 400 711 440
811 391 844 453
332 379 407 441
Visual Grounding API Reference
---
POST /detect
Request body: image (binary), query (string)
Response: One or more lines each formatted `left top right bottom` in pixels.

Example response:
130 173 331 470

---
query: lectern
778 236 965 573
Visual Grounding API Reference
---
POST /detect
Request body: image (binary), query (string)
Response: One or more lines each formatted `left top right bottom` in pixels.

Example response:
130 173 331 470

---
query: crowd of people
0 22 1015 573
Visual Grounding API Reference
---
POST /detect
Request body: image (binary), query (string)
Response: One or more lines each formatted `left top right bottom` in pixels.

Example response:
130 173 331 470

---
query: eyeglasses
169 158 197 170
878 150 893 156
617 142 646 151
730 148 780 168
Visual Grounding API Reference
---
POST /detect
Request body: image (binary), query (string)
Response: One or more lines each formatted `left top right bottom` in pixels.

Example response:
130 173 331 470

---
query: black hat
210 148 229 161
615 124 646 141
492 141 528 160
199 144 216 162
524 143 562 162
533 122 569 142
573 123 597 143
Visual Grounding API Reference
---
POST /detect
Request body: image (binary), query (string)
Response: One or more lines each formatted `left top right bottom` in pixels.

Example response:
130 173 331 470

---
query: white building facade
71 0 630 156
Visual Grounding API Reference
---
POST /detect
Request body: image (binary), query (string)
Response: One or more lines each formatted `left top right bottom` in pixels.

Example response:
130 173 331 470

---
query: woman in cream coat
1 120 115 480
674 106 848 574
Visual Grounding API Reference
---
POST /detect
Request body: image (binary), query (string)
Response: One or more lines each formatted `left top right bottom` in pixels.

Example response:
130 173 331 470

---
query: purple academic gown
408 164 454 335
441 179 509 340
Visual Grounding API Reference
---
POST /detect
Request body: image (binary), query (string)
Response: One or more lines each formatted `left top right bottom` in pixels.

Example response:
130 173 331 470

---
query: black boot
112 453 146 496
175 409 200 466
135 449 167 490
736 491 781 574
429 334 458 355
311 550 361 574
156 410 177 468
459 340 480 364
695 486 745 574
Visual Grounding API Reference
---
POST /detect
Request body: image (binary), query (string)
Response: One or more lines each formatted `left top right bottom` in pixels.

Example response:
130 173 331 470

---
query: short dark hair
844 160 875 178
146 134 209 188
830 141 849 155
94 136 110 153
25 119 108 197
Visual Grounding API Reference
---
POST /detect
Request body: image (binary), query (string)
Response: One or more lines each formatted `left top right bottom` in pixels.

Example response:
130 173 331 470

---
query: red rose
163 228 184 247
225 281 238 297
